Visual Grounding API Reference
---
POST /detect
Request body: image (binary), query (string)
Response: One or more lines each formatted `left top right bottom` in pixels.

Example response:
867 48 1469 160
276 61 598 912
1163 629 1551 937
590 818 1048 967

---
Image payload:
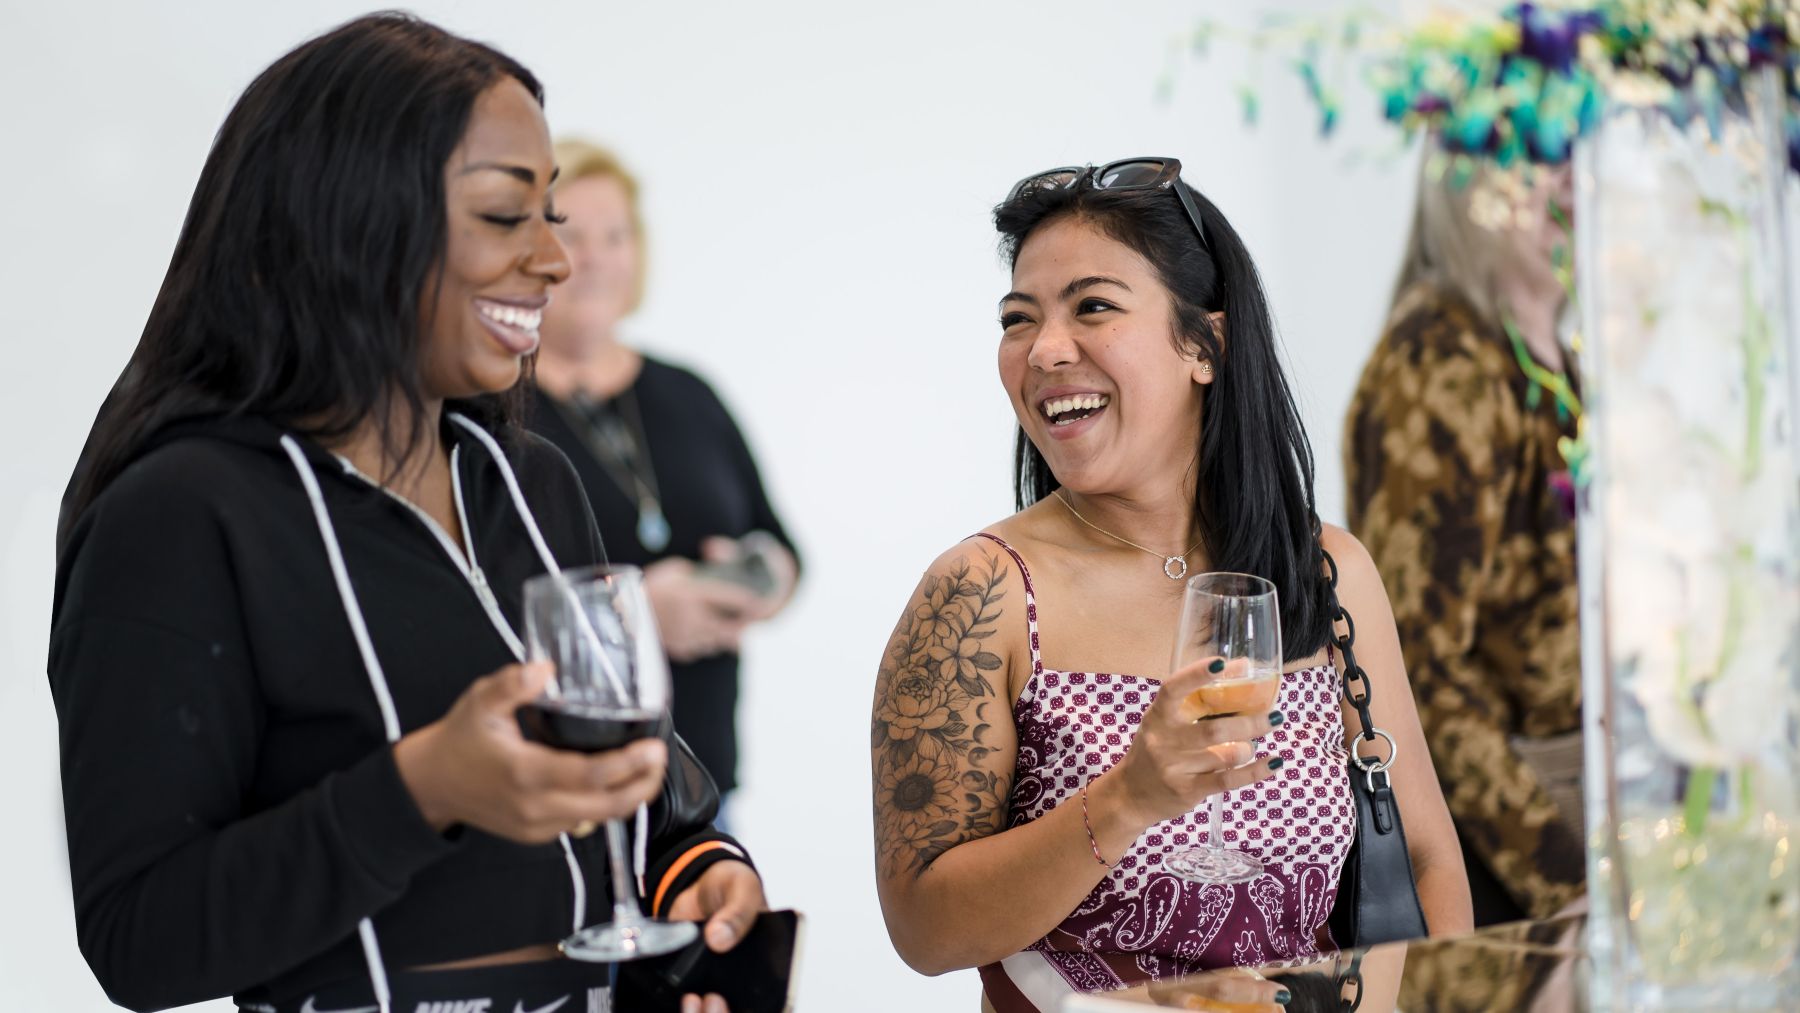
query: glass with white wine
1164 572 1282 885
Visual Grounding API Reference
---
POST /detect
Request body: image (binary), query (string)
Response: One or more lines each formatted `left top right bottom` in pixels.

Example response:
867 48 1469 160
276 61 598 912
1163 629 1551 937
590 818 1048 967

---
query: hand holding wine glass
1110 655 1283 831
393 661 668 842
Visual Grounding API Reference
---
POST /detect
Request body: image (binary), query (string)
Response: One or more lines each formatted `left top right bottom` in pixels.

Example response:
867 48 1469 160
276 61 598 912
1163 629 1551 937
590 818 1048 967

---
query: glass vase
1576 68 1800 1010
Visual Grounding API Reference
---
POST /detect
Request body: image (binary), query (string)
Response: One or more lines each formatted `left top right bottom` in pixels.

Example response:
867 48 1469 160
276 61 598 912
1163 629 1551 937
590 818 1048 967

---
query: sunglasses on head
1006 156 1209 252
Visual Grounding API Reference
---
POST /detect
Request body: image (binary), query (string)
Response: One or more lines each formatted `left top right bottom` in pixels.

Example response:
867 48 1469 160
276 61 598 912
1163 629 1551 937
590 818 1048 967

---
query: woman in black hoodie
51 14 760 1013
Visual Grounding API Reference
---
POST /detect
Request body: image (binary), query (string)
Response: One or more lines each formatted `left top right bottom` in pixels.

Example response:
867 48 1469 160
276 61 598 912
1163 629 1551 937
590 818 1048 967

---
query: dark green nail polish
1275 988 1292 1005
1268 757 1285 771
1268 710 1286 726
1208 659 1225 673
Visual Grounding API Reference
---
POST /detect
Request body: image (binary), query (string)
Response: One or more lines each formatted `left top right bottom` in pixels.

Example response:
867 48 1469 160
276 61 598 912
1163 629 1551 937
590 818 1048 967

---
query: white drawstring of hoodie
279 412 648 1012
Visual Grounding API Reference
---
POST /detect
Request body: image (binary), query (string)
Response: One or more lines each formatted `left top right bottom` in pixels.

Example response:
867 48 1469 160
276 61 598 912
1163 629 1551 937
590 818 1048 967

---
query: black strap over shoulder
1322 548 1429 951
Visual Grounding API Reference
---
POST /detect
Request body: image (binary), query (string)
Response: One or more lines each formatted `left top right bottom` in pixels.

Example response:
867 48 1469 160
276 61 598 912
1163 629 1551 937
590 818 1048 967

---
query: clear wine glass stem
604 816 646 936
1207 790 1225 850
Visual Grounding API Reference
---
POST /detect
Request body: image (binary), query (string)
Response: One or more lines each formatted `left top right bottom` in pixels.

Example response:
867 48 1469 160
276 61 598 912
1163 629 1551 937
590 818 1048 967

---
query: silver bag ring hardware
1350 728 1398 790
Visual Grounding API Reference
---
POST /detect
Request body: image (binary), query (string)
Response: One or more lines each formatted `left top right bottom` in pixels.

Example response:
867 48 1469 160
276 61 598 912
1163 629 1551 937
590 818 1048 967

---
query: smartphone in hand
692 531 783 599
613 909 803 1013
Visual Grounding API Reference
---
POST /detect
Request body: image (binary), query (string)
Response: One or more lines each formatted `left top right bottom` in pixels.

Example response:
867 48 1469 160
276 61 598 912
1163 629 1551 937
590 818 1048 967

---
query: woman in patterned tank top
870 161 1473 1011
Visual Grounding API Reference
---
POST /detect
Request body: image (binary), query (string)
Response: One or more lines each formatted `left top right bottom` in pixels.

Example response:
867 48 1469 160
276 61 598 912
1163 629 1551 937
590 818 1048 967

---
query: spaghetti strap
970 532 1042 676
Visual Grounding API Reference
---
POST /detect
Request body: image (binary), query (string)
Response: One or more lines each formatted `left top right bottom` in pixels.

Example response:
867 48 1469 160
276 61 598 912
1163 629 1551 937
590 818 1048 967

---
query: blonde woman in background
527 140 799 821
1344 151 1582 926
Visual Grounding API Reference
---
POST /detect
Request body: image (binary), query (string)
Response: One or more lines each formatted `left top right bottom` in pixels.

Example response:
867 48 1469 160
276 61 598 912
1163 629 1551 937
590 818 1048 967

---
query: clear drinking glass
521 564 699 961
1164 572 1282 885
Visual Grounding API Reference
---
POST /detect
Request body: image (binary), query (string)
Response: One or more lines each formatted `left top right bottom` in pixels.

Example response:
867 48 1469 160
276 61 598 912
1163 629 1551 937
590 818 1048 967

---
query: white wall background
0 1 1416 1009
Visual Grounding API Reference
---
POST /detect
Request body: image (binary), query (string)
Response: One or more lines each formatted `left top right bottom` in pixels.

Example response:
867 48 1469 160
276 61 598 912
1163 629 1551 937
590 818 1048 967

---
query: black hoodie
49 411 745 1011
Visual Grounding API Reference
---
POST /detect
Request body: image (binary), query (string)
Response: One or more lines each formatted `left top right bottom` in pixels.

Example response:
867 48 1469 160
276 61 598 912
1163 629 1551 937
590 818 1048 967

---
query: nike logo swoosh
513 998 570 1013
299 999 379 1013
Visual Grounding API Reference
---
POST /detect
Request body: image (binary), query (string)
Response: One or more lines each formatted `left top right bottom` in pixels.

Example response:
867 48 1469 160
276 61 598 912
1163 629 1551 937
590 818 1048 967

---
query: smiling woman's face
419 76 571 401
997 215 1214 496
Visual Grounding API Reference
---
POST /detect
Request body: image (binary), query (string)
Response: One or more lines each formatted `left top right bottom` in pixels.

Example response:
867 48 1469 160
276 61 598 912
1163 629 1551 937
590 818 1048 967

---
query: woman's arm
872 542 1278 974
1322 525 1474 937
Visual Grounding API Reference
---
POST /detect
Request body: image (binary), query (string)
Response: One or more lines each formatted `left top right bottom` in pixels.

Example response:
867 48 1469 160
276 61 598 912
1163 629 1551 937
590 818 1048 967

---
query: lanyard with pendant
554 386 673 553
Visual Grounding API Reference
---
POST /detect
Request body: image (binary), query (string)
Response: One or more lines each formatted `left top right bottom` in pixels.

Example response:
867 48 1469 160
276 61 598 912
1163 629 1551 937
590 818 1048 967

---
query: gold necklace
1053 490 1202 580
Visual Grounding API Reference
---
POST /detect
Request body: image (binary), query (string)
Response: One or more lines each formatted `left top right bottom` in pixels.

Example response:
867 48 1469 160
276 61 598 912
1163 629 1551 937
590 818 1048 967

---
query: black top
527 357 797 793
49 412 743 1011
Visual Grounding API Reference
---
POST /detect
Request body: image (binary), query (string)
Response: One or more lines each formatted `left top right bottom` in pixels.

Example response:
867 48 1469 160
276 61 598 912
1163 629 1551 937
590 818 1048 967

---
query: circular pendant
637 504 672 553
1164 556 1188 580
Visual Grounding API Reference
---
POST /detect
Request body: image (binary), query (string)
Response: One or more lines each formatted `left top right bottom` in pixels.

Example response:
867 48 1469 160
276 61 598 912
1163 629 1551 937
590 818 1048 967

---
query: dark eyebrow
999 275 1132 311
1061 275 1131 299
460 162 561 186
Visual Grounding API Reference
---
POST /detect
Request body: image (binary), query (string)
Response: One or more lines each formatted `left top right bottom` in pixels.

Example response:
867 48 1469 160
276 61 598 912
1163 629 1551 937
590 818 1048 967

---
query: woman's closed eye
999 310 1033 330
481 206 567 229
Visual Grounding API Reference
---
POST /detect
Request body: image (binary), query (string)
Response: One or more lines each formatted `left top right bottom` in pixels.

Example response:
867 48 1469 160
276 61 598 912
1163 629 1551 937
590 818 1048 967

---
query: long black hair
994 175 1333 662
63 12 543 540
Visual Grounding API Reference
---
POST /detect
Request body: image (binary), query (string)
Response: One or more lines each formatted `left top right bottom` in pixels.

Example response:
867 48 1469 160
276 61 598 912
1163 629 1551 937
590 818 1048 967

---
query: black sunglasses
1007 156 1209 251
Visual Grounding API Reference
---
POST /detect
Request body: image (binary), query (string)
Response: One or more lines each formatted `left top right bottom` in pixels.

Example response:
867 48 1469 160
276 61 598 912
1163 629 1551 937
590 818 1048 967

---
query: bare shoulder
1320 523 1393 617
894 533 1029 688
919 531 1019 584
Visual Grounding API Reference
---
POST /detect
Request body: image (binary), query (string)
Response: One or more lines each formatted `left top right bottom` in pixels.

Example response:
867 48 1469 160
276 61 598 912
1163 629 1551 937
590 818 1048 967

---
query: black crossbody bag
1320 548 1429 950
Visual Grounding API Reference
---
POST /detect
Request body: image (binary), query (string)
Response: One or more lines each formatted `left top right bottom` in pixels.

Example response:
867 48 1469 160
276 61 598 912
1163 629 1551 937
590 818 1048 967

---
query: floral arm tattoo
873 552 1012 879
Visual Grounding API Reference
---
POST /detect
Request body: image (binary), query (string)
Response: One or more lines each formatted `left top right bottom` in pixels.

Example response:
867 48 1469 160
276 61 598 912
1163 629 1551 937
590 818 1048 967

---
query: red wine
518 702 659 753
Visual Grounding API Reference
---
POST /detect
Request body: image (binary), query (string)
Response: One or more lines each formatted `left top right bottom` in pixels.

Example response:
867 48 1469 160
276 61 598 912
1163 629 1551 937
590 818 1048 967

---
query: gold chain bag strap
1322 548 1429 951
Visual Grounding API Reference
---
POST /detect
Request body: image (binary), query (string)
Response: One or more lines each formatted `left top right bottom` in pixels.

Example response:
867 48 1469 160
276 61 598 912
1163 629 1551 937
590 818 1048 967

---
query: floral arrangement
1189 2 1800 499
1201 2 1799 172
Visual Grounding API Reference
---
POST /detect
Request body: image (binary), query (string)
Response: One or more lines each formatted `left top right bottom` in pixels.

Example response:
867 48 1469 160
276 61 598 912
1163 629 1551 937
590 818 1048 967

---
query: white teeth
1040 393 1110 418
479 302 543 331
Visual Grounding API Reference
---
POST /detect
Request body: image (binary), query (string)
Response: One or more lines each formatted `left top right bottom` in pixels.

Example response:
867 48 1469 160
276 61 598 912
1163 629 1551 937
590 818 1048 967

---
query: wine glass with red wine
520 564 698 962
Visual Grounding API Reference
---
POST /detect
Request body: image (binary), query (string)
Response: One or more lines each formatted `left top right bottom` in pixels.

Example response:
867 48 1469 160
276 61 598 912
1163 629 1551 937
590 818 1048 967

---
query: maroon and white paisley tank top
972 533 1354 1011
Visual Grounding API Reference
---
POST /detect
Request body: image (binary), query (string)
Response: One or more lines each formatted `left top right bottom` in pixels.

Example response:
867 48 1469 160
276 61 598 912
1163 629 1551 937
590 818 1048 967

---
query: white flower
1608 488 1728 670
1640 674 1732 768
1701 630 1793 766
1626 565 1799 768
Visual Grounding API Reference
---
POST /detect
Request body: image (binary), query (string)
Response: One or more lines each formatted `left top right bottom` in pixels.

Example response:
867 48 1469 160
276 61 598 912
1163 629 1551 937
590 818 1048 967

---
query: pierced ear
1188 309 1231 385
1193 311 1226 385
